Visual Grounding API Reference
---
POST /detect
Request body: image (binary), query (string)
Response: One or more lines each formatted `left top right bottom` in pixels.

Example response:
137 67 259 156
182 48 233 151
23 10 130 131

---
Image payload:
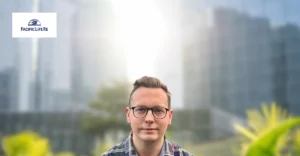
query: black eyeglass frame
130 106 170 119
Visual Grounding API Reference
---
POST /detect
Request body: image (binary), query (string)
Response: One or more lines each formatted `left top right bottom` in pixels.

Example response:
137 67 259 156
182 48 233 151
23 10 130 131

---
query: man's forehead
131 98 167 105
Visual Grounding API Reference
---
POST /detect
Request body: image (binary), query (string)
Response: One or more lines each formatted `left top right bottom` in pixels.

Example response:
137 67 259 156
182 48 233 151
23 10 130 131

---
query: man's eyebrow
134 105 164 108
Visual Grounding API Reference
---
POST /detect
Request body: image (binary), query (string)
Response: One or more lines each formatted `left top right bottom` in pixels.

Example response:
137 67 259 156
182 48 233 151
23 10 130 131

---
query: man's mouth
141 128 158 131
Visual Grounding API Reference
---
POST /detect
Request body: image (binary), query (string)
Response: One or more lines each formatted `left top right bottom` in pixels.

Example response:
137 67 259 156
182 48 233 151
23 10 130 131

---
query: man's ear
168 109 173 126
126 107 131 124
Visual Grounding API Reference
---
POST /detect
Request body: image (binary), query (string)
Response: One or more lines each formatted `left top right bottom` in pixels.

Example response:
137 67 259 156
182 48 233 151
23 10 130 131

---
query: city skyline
0 0 300 113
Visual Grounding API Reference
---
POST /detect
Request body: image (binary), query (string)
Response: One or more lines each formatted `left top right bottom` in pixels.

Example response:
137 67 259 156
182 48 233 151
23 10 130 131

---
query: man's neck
132 135 164 156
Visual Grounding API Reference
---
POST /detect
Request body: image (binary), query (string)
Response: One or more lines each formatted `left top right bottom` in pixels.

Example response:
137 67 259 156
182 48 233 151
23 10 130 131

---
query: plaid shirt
101 132 194 156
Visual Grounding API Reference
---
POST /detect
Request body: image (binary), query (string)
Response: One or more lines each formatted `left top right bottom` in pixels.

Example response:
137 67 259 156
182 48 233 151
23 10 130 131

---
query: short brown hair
128 76 171 108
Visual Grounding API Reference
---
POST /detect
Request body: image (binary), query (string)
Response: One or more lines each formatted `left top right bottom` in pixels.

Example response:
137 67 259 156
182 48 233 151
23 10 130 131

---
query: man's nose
145 110 155 122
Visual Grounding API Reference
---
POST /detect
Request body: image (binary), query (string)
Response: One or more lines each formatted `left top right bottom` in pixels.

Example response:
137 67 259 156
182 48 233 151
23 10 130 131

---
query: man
102 76 193 156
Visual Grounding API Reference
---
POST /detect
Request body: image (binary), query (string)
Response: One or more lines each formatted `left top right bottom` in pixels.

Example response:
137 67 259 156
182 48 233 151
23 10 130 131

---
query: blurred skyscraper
180 1 300 140
0 4 19 110
154 0 183 109
182 1 300 117
272 24 300 115
32 0 77 112
0 69 17 110
210 8 274 115
1 0 127 112
181 7 214 109
32 0 128 112
0 0 35 112
71 0 128 110
0 0 127 155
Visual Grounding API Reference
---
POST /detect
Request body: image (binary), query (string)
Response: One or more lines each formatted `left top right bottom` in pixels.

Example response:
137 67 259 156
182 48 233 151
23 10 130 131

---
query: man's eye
154 109 163 112
136 108 146 112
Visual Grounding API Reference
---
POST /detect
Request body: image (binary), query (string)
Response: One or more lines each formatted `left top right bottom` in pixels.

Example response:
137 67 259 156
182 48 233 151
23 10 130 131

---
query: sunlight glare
111 0 169 81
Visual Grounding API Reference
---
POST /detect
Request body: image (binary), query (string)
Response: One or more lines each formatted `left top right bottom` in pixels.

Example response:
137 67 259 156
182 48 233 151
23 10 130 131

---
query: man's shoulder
101 142 127 156
101 138 194 156
166 140 194 156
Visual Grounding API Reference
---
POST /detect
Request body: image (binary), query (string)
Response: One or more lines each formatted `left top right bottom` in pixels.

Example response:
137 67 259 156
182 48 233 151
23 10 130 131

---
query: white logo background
12 13 57 38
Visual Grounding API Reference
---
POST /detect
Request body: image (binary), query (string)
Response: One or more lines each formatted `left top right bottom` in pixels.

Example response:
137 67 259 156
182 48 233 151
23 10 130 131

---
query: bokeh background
1 0 300 155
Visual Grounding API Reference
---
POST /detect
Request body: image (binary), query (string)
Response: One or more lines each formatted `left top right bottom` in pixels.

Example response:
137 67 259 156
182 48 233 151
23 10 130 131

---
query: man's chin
139 134 159 142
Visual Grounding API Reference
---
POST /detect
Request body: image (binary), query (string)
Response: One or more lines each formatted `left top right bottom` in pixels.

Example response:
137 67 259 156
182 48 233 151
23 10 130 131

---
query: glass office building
183 0 300 117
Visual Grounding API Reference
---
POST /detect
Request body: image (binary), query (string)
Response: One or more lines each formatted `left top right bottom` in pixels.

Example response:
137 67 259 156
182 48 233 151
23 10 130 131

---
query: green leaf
246 117 300 156
233 123 257 141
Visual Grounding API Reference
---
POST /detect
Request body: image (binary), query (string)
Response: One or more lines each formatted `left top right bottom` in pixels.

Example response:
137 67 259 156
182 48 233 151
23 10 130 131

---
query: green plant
2 131 51 156
245 117 300 156
234 103 300 156
2 131 75 156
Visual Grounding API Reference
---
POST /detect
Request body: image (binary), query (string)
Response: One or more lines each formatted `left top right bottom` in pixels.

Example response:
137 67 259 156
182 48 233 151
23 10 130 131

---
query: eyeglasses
130 106 170 119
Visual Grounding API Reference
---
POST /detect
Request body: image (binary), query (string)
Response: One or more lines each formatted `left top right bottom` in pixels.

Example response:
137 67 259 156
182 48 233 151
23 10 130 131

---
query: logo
12 13 57 38
21 19 48 31
28 19 41 26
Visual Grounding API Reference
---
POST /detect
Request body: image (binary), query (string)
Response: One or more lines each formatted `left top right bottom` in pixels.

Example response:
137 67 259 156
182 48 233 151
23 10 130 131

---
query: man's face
126 87 173 143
